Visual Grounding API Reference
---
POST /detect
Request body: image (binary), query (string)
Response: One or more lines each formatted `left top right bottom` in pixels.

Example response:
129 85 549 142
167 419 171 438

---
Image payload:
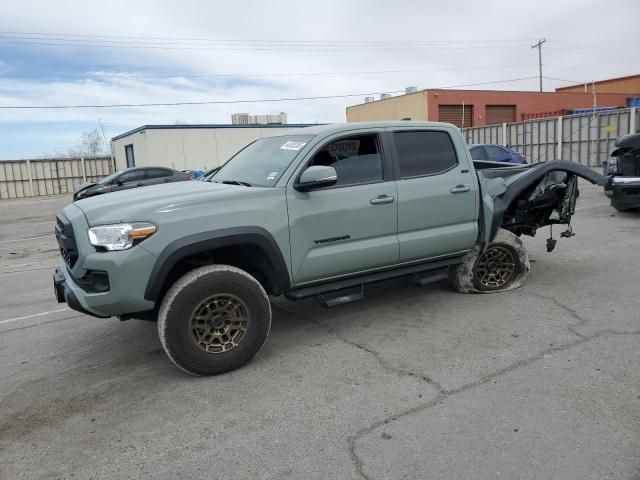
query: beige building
111 124 311 172
347 90 429 123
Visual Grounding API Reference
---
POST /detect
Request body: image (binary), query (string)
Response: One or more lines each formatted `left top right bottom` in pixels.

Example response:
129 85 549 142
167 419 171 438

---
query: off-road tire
158 265 271 375
448 228 530 294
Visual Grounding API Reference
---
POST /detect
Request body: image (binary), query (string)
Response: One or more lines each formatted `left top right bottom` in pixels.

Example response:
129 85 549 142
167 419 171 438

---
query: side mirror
295 165 337 192
116 181 124 186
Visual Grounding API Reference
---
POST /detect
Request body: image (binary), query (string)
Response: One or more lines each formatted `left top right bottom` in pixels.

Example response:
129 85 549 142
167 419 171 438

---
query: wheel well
157 244 283 304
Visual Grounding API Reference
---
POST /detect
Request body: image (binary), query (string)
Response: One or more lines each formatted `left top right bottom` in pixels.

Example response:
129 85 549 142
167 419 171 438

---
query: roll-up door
486 105 516 125
438 105 473 128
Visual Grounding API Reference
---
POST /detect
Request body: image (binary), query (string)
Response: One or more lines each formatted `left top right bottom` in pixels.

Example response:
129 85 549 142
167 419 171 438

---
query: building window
125 144 135 168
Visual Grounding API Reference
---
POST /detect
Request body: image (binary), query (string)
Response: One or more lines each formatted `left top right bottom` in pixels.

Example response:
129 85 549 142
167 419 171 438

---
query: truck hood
74 180 268 225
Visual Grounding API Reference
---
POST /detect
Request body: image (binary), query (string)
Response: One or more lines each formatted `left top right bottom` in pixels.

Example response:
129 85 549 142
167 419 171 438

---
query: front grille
54 213 78 268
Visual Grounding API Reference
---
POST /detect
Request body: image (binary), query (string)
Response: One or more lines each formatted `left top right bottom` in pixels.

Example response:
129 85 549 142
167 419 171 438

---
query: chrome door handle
450 185 471 194
370 195 395 205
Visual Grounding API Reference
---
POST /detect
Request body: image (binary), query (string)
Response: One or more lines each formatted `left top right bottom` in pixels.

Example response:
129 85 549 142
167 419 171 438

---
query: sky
0 0 638 159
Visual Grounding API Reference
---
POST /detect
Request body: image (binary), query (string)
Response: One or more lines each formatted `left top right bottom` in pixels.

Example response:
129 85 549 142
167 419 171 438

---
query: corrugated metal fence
464 107 639 166
0 156 113 200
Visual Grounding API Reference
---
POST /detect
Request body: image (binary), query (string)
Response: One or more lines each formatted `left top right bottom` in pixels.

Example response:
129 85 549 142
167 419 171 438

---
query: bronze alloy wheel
190 293 249 353
474 246 517 289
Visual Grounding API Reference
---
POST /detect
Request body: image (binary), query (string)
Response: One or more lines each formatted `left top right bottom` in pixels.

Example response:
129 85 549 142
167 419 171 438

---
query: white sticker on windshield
280 141 307 151
266 171 279 180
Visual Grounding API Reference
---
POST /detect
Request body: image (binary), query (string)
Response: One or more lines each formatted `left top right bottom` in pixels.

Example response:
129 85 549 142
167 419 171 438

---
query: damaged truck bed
475 159 607 244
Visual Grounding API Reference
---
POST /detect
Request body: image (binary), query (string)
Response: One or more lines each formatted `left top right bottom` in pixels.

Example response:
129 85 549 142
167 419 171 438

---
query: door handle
136 183 144 187
450 185 471 194
370 194 395 205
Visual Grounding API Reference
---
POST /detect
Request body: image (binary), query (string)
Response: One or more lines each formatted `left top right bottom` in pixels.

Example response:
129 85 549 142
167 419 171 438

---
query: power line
0 64 536 80
439 77 538 89
0 39 532 52
547 45 640 64
0 31 538 45
551 40 639 61
0 77 539 109
543 76 586 84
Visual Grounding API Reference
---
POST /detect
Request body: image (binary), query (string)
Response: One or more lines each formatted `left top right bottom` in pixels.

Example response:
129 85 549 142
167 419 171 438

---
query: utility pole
98 119 115 171
531 38 546 92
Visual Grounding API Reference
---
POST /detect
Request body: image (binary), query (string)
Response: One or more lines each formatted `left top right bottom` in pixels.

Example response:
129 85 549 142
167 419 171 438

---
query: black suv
605 133 640 212
73 167 193 201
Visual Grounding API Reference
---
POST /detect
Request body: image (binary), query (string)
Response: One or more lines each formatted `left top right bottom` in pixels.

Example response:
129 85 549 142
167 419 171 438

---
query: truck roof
284 121 457 137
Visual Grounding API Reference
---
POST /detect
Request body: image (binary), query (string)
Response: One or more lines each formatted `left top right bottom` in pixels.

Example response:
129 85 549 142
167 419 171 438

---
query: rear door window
470 147 487 160
118 169 147 184
147 168 172 179
485 145 507 160
393 131 458 178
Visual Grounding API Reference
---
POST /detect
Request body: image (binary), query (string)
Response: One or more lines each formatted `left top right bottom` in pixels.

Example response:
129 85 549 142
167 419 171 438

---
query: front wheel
158 265 271 375
448 228 530 294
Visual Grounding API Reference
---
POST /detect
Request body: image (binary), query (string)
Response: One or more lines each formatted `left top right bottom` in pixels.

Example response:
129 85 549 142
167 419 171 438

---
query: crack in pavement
350 328 640 480
271 303 444 391
271 297 639 480
525 291 589 339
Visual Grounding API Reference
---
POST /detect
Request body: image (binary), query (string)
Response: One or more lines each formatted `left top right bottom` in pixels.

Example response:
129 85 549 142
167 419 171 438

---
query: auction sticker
280 141 307 151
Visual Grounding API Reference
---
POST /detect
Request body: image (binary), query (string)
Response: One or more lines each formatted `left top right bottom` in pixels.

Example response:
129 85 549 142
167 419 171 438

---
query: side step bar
285 257 461 305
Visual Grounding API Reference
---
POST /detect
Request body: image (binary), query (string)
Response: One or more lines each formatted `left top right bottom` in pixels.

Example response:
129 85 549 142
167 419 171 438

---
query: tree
68 128 108 157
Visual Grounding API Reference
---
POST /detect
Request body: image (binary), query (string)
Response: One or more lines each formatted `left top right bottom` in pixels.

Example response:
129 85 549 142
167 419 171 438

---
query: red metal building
347 77 640 128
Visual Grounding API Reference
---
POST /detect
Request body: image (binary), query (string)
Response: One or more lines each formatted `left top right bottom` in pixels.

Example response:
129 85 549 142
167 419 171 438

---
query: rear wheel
158 265 271 375
448 228 530 294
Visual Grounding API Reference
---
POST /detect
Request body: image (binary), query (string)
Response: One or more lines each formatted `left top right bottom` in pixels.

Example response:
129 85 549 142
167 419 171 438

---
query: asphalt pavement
0 182 638 479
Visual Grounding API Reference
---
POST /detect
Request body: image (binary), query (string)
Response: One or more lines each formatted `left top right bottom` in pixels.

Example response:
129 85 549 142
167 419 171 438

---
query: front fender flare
144 227 290 301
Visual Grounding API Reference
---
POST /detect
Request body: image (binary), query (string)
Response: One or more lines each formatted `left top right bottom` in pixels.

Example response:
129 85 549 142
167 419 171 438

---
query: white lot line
0 220 53 230
0 261 58 269
0 262 38 269
0 235 54 244
0 308 69 325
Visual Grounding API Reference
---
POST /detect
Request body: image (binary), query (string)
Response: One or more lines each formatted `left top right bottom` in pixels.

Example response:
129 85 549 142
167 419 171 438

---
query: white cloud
0 0 638 157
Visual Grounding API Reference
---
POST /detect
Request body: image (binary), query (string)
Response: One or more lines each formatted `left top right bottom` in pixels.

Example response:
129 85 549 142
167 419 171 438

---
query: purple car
469 144 527 164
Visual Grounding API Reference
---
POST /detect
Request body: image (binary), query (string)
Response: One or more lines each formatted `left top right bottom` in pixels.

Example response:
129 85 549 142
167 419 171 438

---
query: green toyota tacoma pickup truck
53 121 606 375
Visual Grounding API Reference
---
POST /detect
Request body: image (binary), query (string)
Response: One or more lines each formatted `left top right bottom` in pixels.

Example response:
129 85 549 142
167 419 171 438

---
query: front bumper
52 246 157 317
53 266 110 318
53 203 159 318
605 176 640 209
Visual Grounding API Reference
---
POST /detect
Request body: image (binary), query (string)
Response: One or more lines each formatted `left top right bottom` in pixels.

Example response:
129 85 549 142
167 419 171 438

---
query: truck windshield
211 134 315 187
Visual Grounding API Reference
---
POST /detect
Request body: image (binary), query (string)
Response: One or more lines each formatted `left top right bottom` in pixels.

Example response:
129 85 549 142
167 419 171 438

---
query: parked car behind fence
469 144 526 164
73 167 193 201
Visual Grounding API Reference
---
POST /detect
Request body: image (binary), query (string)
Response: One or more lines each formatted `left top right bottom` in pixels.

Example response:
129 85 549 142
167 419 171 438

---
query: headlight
608 157 618 174
88 223 157 251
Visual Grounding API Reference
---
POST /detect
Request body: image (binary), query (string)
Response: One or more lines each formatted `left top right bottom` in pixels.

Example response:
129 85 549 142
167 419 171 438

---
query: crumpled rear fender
485 160 607 243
